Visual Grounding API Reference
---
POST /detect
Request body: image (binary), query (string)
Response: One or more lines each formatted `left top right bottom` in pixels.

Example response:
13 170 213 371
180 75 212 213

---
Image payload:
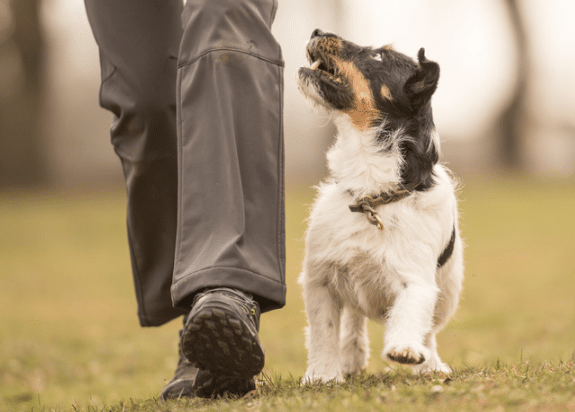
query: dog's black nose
311 29 326 39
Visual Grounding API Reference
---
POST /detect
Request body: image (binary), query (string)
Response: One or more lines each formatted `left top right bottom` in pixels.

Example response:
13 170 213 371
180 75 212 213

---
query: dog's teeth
310 60 321 70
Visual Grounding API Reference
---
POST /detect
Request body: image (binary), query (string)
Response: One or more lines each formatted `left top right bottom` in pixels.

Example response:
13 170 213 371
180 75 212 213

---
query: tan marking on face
383 44 394 51
381 85 393 101
337 60 379 131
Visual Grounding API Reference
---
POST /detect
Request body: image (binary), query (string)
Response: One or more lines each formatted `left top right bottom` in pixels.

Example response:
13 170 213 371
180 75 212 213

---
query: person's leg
85 0 286 398
171 0 286 313
173 0 286 396
84 0 185 327
84 0 199 399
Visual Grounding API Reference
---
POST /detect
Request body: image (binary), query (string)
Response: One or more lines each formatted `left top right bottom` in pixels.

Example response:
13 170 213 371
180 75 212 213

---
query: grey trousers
84 0 286 326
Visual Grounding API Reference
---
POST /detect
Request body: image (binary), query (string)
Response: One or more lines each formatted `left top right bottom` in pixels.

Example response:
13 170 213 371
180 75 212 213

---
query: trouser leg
84 0 184 326
171 0 286 313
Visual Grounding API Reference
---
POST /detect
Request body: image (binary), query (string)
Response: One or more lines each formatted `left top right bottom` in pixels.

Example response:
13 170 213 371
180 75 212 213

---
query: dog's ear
404 48 439 110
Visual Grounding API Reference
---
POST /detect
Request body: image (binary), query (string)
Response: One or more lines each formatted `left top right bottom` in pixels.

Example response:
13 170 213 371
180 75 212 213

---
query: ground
0 175 574 411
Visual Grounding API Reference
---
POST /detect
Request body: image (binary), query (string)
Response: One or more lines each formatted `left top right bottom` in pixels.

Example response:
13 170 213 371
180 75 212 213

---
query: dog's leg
302 279 343 383
411 332 451 374
383 282 437 365
340 307 369 377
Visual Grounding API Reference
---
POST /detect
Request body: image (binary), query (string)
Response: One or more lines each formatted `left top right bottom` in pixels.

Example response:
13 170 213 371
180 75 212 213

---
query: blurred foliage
2 0 574 189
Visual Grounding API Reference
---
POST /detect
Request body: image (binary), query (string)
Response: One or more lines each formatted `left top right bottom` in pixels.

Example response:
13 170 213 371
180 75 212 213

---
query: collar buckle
348 189 412 230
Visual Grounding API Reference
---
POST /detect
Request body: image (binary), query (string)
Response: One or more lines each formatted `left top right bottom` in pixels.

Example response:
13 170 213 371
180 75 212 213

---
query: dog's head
298 29 439 131
298 29 441 191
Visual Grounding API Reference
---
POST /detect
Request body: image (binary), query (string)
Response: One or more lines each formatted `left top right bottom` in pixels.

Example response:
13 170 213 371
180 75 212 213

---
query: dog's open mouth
302 50 344 85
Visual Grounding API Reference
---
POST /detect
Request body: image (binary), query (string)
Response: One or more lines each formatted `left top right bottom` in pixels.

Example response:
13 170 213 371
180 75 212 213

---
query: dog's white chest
330 256 397 320
304 184 406 320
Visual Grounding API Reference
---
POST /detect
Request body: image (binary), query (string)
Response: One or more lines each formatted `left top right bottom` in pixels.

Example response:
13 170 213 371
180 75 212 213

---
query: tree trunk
0 0 46 187
496 0 529 170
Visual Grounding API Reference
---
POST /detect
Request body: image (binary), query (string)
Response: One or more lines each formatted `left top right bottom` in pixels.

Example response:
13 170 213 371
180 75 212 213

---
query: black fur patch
437 226 456 268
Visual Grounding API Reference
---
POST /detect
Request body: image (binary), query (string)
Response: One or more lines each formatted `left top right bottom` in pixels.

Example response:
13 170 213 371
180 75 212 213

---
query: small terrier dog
298 29 464 382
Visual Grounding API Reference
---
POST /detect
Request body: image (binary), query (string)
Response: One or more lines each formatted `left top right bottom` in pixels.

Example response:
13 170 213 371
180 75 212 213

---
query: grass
1 175 574 411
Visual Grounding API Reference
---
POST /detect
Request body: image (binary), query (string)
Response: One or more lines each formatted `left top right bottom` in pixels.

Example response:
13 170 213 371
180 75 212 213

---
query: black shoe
161 328 198 400
193 369 256 398
181 288 264 397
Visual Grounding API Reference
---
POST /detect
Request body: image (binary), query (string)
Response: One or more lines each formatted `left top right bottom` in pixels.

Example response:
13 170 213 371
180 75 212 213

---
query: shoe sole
181 305 265 379
193 369 255 398
161 378 196 400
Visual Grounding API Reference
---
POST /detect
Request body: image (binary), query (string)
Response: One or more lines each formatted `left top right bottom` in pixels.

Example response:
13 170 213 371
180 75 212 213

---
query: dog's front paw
340 348 369 377
384 343 429 365
412 360 452 374
302 371 343 385
341 363 366 378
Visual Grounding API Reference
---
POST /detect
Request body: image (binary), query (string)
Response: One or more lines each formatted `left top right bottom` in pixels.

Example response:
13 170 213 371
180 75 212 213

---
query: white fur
299 116 464 383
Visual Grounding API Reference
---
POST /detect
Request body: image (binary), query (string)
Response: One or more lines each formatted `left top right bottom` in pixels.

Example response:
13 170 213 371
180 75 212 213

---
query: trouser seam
276 62 285 284
126 221 148 322
178 47 284 69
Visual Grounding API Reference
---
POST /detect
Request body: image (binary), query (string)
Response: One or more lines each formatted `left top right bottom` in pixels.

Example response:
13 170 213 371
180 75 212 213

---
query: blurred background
1 0 575 189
